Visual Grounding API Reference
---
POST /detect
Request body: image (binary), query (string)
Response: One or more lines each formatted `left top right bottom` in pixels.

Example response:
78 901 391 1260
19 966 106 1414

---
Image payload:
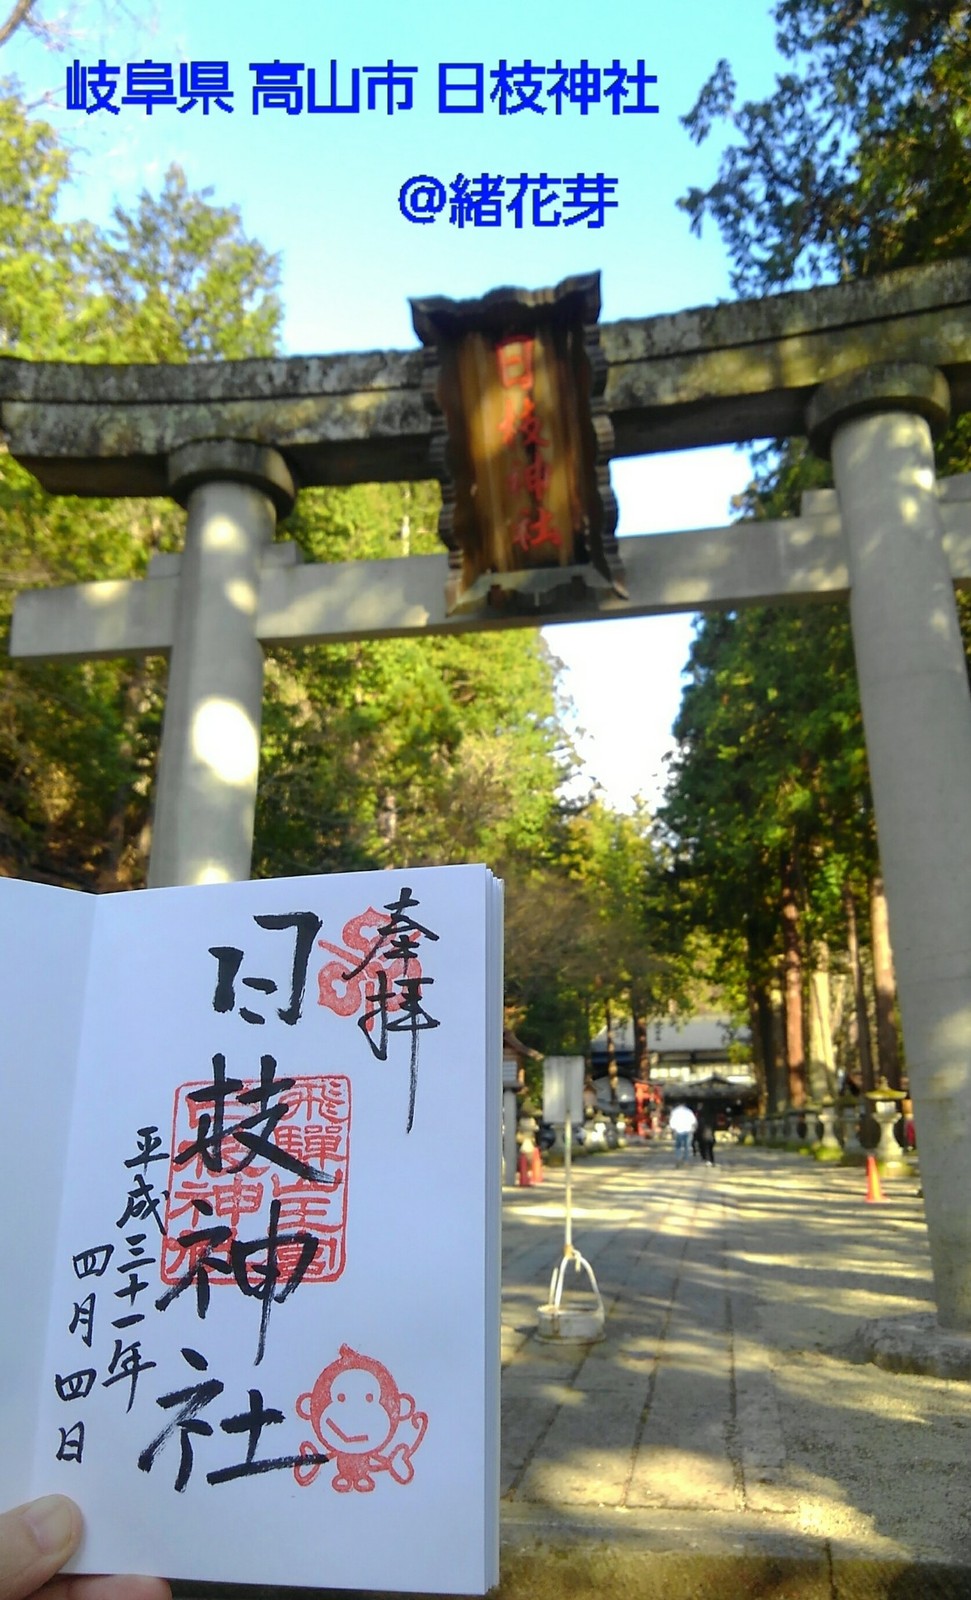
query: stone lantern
865 1085 911 1176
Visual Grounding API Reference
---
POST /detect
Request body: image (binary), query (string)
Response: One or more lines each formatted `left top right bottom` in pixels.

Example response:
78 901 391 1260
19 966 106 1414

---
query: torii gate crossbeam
10 479 971 660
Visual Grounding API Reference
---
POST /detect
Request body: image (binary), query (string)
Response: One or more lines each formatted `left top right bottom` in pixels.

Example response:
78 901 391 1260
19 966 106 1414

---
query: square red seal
160 1073 351 1287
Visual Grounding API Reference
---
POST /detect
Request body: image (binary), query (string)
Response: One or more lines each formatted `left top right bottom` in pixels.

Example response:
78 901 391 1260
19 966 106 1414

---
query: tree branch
0 0 37 48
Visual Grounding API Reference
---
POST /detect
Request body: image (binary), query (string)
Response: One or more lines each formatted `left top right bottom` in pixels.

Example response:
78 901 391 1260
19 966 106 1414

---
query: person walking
697 1111 717 1165
668 1102 697 1162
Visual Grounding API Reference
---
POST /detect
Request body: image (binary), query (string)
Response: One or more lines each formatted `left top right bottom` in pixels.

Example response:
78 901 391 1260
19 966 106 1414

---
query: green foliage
655 601 871 976
253 480 579 882
0 86 282 883
0 85 98 356
254 621 576 883
505 801 669 1055
669 5 971 1078
91 165 283 362
680 1 971 293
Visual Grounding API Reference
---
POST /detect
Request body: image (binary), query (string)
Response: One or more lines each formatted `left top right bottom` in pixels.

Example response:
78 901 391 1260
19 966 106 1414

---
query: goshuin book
0 864 503 1595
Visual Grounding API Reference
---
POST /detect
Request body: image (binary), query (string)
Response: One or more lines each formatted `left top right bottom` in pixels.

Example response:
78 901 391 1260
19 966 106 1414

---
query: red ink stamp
315 891 440 1136
294 1345 428 1493
161 1073 351 1286
316 905 426 1032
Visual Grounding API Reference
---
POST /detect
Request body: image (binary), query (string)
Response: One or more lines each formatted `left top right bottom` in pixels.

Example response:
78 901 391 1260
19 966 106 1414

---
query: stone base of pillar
847 1312 971 1381
784 1107 811 1151
541 1121 572 1163
839 1101 866 1164
869 1097 912 1176
813 1101 843 1162
584 1117 609 1153
870 1154 915 1178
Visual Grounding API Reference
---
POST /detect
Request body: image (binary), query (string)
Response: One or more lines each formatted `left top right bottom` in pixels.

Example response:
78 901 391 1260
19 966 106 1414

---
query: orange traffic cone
865 1155 885 1203
531 1146 543 1184
518 1151 532 1187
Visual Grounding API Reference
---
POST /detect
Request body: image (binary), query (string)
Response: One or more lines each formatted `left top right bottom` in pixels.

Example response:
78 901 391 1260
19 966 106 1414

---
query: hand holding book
0 1497 168 1600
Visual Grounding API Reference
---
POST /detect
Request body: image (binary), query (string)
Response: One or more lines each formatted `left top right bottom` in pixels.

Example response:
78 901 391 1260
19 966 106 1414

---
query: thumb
0 1497 82 1600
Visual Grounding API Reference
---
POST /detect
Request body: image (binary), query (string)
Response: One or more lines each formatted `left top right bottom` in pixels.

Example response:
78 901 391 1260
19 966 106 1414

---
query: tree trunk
829 969 846 1049
781 861 806 1107
0 0 37 50
631 1002 648 1082
771 989 787 1113
377 790 398 845
869 874 901 1089
807 943 837 1101
605 999 618 1103
94 665 153 891
844 884 875 1094
749 979 778 1115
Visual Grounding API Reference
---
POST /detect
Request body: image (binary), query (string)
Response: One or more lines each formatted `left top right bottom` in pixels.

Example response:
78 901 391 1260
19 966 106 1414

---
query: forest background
3 0 970 1110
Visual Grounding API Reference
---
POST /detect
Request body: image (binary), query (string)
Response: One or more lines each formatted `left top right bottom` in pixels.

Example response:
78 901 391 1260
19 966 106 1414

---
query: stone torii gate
6 257 971 1350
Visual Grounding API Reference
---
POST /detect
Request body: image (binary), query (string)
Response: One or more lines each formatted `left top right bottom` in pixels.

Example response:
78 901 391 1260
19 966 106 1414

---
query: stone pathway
498 1142 971 1579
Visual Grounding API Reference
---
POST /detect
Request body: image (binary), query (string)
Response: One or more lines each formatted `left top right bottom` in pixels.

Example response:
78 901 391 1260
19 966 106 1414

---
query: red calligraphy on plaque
495 335 561 555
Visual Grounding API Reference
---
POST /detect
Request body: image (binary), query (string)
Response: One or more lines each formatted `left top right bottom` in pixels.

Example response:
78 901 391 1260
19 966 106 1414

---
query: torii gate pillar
809 366 971 1330
151 442 295 888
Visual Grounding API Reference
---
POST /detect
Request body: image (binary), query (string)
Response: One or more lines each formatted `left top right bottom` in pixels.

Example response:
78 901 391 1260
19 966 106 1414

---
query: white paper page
0 878 96 1510
481 875 503 1591
30 865 500 1596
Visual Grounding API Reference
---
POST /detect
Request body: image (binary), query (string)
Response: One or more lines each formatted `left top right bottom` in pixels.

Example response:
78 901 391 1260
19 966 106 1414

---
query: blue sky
5 0 786 811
